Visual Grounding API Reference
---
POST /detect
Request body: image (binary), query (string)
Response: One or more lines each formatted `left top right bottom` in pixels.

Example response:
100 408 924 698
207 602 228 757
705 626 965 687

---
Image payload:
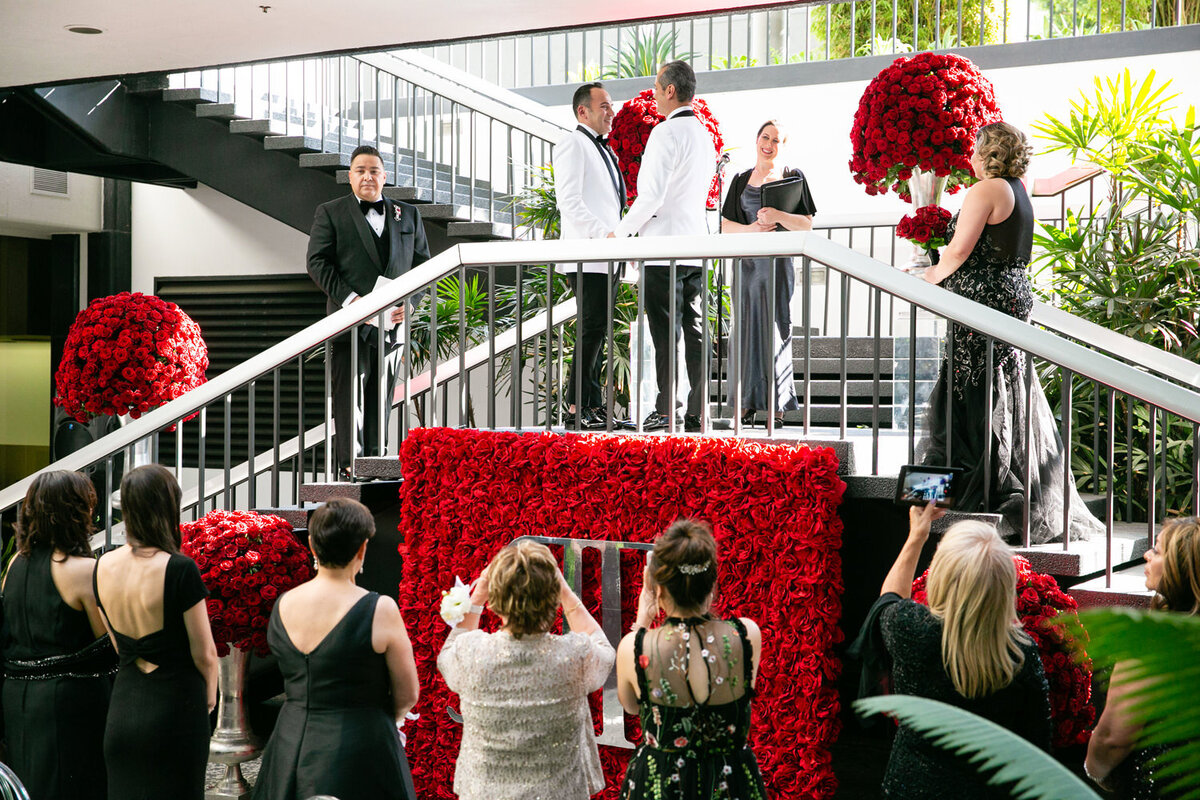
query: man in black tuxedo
307 144 430 479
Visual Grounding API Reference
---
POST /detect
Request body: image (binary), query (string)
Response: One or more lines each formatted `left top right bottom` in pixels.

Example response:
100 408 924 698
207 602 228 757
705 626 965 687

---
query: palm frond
854 696 1102 800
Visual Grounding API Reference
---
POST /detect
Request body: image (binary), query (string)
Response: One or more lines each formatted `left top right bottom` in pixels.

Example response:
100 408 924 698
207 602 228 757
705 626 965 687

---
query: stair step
229 119 285 138
162 87 221 105
122 75 171 95
263 135 323 154
447 221 508 240
354 456 402 480
298 479 403 507
1012 521 1148 577
382 186 432 204
419 204 472 222
195 103 245 121
299 152 351 171
796 337 897 359
252 504 321 529
1069 562 1154 609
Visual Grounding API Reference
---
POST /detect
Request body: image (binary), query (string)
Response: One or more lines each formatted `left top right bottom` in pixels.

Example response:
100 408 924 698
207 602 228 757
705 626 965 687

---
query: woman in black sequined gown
1085 516 1200 798
919 122 1103 544
1 471 115 800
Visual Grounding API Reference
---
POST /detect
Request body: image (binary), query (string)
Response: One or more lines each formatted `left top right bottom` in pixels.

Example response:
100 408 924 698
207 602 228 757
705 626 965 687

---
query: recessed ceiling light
65 25 105 35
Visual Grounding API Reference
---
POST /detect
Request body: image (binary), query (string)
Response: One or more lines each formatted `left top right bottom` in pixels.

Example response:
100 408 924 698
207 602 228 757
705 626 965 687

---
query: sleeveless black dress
95 553 211 800
254 591 416 800
621 617 767 800
919 176 1104 544
1 547 115 800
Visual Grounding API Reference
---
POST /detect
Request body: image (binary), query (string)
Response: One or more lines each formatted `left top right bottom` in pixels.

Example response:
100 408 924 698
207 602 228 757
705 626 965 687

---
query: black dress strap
633 626 650 697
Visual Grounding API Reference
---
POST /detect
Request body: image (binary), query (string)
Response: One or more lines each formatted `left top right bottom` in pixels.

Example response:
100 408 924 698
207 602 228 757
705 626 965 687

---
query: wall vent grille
32 168 69 196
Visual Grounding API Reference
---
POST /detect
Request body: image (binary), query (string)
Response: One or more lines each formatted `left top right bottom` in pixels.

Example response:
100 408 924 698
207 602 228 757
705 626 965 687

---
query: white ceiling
1 0 785 88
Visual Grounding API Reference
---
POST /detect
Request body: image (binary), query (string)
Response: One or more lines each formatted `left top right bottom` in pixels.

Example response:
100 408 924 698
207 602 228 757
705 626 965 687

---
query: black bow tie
359 199 385 216
597 136 610 147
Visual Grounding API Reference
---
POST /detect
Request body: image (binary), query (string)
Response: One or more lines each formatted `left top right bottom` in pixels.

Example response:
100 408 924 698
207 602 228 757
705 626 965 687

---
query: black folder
760 175 816 217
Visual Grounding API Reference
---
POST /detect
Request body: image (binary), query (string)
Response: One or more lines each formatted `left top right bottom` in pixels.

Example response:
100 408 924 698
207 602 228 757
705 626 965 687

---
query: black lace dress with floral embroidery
918 176 1103 544
621 617 767 800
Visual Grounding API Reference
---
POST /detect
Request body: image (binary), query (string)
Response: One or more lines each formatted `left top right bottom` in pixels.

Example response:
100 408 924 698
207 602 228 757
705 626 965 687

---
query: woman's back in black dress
2 546 114 800
95 552 211 800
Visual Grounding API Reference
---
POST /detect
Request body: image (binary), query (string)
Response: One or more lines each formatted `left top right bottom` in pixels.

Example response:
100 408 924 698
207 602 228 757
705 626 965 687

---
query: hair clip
678 561 710 575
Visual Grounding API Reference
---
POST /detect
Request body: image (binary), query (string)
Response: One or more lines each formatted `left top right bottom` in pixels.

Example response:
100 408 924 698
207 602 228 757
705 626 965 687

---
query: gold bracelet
565 601 584 614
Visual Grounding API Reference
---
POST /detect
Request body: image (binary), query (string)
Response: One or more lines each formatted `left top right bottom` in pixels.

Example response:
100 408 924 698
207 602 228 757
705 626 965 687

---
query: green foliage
854 696 1102 799
1031 0 1200 35
601 26 700 79
810 0 1002 60
514 164 561 240
1032 69 1199 519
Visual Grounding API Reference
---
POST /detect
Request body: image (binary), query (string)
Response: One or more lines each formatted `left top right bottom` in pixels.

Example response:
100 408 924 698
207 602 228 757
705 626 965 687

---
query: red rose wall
396 428 847 799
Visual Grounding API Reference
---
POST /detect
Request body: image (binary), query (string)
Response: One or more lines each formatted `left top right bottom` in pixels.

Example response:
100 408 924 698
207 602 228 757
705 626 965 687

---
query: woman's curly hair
974 122 1032 179
16 470 97 558
487 540 560 639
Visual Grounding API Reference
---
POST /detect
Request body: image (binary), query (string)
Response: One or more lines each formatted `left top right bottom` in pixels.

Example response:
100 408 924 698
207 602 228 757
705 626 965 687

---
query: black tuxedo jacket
306 194 431 320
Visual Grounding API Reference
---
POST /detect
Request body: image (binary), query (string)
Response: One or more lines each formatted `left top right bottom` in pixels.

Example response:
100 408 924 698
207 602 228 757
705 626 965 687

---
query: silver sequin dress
438 627 616 800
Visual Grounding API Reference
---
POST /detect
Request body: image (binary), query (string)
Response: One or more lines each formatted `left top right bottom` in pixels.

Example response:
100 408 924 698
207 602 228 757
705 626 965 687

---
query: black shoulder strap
730 617 753 690
634 626 650 695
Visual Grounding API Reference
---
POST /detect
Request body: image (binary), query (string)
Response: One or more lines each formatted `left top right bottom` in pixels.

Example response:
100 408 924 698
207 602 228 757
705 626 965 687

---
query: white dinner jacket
553 125 625 274
612 106 714 257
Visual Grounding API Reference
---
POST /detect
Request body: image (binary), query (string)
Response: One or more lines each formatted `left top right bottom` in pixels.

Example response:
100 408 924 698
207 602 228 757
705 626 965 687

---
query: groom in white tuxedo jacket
554 83 628 430
610 61 715 431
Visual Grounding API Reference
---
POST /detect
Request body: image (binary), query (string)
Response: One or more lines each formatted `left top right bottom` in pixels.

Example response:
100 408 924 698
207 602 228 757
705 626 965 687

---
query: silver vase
904 168 948 271
207 647 260 799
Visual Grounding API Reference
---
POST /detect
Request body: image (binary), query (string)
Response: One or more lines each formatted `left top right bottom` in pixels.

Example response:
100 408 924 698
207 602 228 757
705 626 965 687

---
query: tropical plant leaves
853 695 1102 800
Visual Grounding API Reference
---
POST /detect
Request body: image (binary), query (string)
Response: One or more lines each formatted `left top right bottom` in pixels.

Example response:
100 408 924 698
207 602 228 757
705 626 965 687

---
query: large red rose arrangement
850 52 1002 201
896 204 953 249
181 510 313 657
607 89 725 210
397 428 846 799
912 555 1094 748
54 291 208 422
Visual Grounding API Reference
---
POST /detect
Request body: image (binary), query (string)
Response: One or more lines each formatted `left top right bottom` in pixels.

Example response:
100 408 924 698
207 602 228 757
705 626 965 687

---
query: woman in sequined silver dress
438 539 615 800
615 520 767 800
1 471 115 800
1085 516 1200 798
919 122 1103 544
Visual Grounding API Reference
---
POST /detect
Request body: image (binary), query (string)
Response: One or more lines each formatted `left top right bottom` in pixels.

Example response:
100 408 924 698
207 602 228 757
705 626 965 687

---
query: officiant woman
720 120 816 427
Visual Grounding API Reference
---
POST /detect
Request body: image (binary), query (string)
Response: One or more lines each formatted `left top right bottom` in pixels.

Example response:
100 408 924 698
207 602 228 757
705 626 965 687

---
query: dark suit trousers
565 272 620 410
331 329 402 470
644 265 705 416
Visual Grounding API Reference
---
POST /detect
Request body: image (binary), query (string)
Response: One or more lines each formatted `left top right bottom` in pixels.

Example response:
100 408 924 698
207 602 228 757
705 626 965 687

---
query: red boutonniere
393 206 402 222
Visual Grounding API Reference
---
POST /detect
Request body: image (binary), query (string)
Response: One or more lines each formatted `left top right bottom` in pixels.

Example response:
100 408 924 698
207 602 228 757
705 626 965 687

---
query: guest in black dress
254 497 419 800
616 520 768 799
93 465 219 800
918 121 1103 543
1 470 115 800
1086 516 1200 798
868 503 1051 798
720 120 816 427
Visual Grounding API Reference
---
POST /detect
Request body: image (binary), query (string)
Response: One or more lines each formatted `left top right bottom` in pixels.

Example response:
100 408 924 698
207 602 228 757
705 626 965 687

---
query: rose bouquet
896 204 953 250
607 89 725 210
54 291 208 422
849 52 1002 201
182 510 314 656
912 555 1094 748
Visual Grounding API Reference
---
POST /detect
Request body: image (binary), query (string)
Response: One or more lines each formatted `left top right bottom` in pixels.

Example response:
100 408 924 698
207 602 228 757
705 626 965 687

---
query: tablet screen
895 465 963 508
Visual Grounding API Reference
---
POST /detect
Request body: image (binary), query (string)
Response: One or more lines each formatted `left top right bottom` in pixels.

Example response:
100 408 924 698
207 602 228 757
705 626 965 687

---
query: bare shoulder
63 554 99 582
373 593 402 619
738 617 762 640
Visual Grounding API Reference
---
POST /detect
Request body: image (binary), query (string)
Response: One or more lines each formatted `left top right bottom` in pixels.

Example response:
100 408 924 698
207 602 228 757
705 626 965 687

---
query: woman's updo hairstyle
650 519 718 611
487 539 560 639
308 497 375 567
973 122 1032 179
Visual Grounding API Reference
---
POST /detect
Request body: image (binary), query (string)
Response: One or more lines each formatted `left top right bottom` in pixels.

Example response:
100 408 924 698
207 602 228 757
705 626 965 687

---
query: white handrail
4 233 1199 511
353 51 566 143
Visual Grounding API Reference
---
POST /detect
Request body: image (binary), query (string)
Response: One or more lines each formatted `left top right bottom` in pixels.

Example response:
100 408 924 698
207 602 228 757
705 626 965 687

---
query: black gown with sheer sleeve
1 546 115 800
621 616 767 800
95 553 211 800
253 591 416 800
918 176 1104 543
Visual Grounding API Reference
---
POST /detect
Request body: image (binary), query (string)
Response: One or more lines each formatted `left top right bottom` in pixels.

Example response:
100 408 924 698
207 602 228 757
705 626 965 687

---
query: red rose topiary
607 89 725 210
850 52 1002 201
912 555 1095 748
54 291 208 422
182 510 314 656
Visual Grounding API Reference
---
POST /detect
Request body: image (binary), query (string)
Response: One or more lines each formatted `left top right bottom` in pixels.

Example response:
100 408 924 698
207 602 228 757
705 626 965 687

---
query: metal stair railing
170 51 569 234
3 234 1198 590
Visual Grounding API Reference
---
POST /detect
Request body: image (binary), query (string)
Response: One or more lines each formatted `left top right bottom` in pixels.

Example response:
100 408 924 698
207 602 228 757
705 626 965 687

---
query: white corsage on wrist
439 576 473 628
